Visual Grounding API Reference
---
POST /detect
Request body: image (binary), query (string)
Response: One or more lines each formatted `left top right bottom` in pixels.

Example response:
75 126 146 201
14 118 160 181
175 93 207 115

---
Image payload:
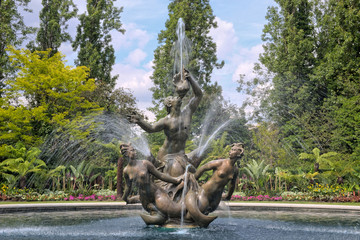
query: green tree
299 147 338 169
0 0 34 95
313 0 360 156
313 0 360 99
88 81 138 115
150 0 224 119
72 0 125 89
237 0 360 173
298 147 355 184
0 47 100 148
248 122 288 167
260 0 321 152
330 96 360 157
32 0 77 56
242 0 329 156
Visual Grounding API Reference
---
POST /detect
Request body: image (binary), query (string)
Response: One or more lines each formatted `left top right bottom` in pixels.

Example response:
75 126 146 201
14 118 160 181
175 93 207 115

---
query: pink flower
69 195 75 201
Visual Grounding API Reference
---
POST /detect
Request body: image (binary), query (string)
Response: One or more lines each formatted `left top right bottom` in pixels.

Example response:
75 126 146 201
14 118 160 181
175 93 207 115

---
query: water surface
1 210 359 240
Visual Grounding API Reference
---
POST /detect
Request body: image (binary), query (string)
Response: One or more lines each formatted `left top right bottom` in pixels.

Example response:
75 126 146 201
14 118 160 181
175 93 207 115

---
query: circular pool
0 209 359 239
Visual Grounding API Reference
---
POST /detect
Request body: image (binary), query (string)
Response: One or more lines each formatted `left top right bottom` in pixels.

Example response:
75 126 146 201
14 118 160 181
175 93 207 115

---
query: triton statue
123 18 244 228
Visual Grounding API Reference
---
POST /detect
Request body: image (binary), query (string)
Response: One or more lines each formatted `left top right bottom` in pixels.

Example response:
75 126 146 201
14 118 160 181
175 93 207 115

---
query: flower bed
64 194 116 201
231 194 282 201
0 185 119 202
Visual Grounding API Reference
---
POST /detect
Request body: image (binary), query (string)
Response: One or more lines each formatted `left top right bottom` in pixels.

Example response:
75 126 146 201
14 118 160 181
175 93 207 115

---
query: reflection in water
0 210 360 240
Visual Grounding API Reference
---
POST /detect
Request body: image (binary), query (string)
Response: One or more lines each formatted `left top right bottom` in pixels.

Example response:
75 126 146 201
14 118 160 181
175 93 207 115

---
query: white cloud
232 44 263 82
113 23 151 51
113 63 153 96
112 61 155 120
209 17 262 84
125 49 147 66
210 17 238 59
209 17 264 110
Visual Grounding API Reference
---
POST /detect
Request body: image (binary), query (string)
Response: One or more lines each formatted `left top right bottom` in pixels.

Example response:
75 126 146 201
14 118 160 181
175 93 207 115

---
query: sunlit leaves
0 47 100 148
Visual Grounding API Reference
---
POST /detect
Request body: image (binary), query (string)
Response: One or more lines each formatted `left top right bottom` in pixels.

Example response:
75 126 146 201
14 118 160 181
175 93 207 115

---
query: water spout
197 119 232 157
39 113 151 167
173 18 191 78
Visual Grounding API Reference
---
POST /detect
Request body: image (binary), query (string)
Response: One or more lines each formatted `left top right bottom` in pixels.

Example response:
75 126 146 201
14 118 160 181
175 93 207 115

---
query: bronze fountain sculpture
123 18 244 228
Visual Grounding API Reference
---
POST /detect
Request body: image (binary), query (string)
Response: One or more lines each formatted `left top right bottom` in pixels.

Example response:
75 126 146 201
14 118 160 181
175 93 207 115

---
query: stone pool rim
1 202 360 214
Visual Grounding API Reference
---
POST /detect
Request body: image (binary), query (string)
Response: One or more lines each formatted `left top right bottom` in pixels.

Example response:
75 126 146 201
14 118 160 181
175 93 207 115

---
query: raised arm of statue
146 161 183 184
129 112 167 133
184 69 203 113
194 160 220 180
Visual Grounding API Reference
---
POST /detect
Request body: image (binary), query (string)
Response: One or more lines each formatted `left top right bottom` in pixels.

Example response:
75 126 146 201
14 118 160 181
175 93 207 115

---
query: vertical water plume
172 18 192 79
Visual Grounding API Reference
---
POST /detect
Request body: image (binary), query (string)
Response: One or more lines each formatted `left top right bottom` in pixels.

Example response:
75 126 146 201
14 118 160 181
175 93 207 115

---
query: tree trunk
279 176 281 192
117 156 124 199
109 177 113 190
19 176 26 189
52 179 55 191
337 176 344 185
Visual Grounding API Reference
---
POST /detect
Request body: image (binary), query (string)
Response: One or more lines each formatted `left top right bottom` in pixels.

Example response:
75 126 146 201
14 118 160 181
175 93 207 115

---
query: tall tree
313 0 360 155
0 0 34 96
72 0 125 89
244 0 360 160
34 0 77 56
150 0 224 121
246 0 322 153
0 47 100 148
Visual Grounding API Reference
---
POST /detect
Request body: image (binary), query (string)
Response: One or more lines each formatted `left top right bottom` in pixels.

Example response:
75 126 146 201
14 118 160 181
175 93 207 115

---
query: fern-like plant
244 159 270 192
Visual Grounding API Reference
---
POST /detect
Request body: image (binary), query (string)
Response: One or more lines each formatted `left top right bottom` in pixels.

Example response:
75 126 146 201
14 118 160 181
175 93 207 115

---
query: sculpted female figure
121 144 183 225
184 143 244 226
129 69 202 177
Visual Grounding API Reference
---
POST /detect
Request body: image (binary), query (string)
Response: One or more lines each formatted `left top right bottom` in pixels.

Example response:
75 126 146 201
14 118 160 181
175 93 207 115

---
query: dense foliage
72 0 125 89
0 0 34 95
0 47 100 149
241 0 359 168
31 0 77 56
0 0 359 202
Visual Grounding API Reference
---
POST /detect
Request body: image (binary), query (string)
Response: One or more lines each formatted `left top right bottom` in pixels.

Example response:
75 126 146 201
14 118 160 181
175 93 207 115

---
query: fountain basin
1 203 359 239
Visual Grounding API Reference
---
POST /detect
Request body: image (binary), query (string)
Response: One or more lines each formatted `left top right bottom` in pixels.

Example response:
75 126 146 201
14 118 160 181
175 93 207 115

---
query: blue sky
24 0 276 120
